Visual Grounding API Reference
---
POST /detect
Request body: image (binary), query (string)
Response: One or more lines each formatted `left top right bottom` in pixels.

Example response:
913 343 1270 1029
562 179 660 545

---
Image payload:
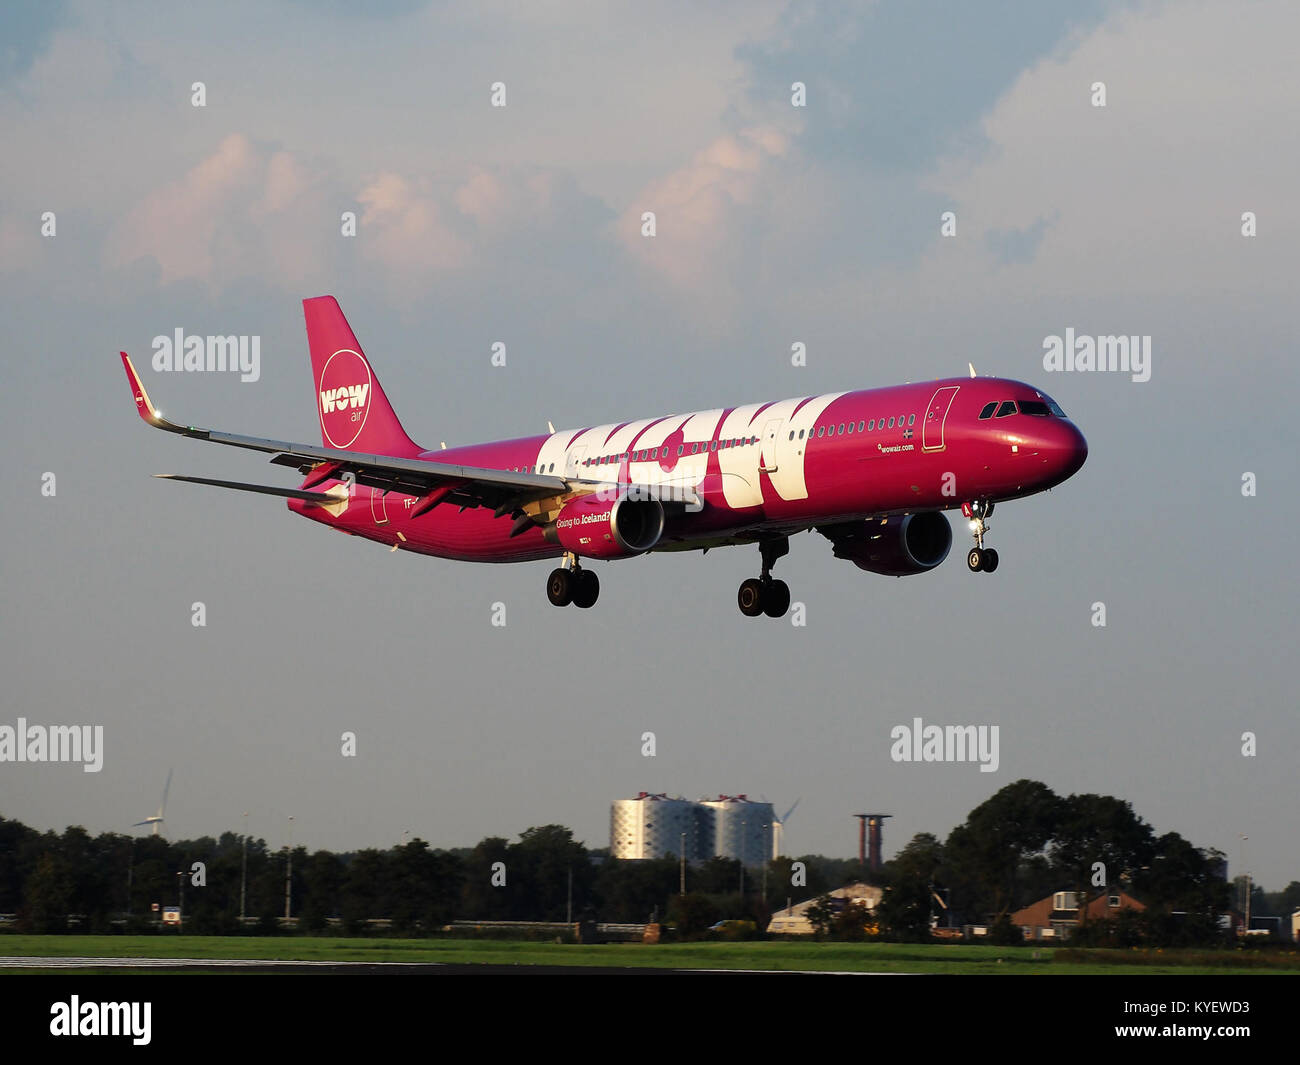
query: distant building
1011 889 1146 941
609 794 704 860
609 793 776 863
766 882 883 935
697 795 775 864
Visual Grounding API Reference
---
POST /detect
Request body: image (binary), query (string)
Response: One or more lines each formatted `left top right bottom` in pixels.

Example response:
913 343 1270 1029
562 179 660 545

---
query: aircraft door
760 418 784 473
923 386 961 451
567 445 586 476
370 486 389 524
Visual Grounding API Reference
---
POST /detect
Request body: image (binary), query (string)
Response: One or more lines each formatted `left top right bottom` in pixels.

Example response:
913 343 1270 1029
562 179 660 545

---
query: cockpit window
995 401 1017 418
978 402 997 420
1047 399 1067 417
1018 400 1050 416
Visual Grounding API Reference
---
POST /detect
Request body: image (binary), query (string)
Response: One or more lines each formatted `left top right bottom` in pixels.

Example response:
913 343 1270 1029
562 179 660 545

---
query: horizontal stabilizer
154 474 343 504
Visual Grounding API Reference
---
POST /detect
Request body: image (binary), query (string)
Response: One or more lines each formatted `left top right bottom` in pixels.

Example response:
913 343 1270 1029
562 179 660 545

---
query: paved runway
0 955 891 974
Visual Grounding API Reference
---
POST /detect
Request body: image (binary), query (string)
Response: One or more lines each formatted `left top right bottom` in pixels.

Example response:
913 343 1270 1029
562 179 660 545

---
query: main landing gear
738 537 791 618
547 554 599 608
964 500 999 573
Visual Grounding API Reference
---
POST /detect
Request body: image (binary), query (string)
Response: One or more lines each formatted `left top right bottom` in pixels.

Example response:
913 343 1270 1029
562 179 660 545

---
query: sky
2 0 1296 890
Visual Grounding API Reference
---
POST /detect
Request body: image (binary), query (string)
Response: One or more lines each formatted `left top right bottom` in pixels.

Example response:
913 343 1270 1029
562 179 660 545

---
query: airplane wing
121 351 584 520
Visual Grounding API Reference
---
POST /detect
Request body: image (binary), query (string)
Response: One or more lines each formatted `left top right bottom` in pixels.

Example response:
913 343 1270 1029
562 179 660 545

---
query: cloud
96 126 619 306
984 214 1055 266
356 172 471 282
0 0 69 84
738 0 1116 170
910 0 1300 304
103 133 339 292
618 125 791 293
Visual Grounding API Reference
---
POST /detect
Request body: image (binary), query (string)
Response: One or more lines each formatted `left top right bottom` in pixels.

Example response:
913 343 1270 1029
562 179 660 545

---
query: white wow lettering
320 384 370 414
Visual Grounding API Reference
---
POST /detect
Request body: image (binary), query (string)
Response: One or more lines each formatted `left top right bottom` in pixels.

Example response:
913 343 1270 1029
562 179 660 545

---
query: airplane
120 296 1087 617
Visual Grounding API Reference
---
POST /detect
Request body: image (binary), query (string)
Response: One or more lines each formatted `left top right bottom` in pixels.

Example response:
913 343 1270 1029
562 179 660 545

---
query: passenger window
996 401 1017 418
868 420 874 431
908 414 915 426
857 421 864 432
677 444 684 456
847 422 854 434
817 426 825 438
839 423 845 434
799 429 805 439
978 402 997 419
888 417 895 429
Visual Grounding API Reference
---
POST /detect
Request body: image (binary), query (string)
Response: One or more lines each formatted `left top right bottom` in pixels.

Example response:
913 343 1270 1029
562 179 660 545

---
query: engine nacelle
549 494 665 559
831 511 952 576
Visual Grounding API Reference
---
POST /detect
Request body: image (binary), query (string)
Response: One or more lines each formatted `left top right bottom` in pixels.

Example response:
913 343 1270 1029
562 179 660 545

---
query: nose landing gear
963 500 999 573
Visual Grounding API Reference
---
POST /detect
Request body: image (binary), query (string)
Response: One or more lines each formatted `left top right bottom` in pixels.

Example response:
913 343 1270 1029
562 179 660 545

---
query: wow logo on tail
317 348 372 448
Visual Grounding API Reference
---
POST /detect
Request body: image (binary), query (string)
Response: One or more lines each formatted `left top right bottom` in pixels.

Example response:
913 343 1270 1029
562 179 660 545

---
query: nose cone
1042 419 1087 483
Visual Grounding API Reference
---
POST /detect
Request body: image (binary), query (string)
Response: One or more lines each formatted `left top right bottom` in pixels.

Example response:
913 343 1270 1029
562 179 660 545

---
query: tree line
2 780 1290 944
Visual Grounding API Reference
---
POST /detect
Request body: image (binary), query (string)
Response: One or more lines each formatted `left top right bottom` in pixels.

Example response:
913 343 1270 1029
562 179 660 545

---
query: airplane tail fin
303 296 421 458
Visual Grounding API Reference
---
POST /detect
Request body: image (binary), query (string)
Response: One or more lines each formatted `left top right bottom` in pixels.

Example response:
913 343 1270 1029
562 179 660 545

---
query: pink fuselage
288 377 1087 563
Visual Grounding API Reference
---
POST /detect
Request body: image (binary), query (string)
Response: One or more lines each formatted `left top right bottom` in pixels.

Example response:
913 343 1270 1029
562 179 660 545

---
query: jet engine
826 511 952 576
548 493 665 559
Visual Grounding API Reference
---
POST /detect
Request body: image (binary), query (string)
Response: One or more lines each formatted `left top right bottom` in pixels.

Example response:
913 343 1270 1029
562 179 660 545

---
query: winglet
121 351 160 423
968 362 977 378
121 352 189 434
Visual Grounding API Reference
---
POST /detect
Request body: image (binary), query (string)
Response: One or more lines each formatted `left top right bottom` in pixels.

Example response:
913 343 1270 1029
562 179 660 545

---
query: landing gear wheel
763 579 790 619
546 568 573 607
964 500 997 574
738 578 765 617
571 569 600 608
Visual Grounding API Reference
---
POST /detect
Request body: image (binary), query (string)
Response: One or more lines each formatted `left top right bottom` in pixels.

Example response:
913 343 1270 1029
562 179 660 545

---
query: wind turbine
767 798 800 860
133 769 172 837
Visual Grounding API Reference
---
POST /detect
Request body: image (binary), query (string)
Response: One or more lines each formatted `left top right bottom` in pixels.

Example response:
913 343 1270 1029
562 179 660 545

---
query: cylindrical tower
610 793 700 859
698 795 774 866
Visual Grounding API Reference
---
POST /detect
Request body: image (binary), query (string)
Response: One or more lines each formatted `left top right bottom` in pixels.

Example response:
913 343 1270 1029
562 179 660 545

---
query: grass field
2 935 1298 974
